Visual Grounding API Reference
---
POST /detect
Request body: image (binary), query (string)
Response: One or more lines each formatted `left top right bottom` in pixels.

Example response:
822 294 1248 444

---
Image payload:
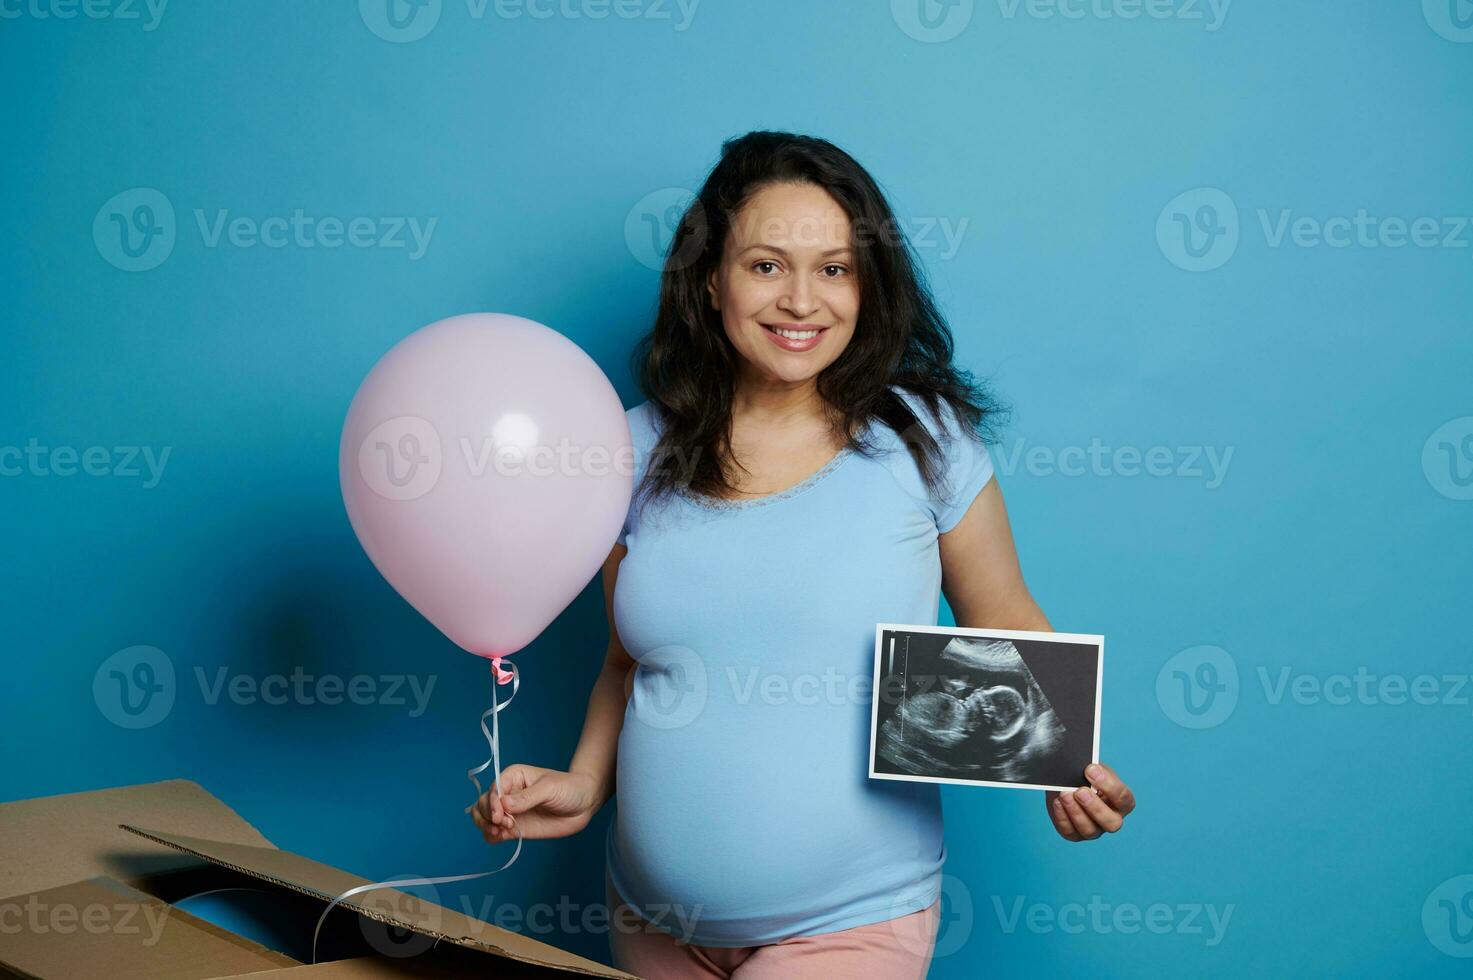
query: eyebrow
736 244 853 258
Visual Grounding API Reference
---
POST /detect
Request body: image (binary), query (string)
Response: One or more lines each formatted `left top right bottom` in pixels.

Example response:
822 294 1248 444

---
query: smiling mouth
761 324 828 341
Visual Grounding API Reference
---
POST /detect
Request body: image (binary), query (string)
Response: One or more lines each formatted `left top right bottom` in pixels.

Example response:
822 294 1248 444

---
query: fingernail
504 795 520 808
1086 765 1102 779
1075 788 1091 803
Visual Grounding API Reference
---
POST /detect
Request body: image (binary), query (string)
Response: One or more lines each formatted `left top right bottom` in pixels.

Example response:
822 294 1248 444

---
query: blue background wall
3 1 1471 975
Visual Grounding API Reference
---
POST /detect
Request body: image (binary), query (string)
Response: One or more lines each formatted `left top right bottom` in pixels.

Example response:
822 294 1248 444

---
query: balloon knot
489 655 514 685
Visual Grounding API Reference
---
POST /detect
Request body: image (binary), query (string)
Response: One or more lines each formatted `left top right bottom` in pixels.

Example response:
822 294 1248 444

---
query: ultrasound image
874 631 1095 788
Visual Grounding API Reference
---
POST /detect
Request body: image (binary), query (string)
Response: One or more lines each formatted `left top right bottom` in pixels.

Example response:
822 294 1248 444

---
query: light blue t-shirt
605 385 996 947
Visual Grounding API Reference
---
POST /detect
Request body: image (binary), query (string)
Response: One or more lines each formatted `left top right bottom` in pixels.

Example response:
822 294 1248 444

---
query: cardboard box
0 779 639 979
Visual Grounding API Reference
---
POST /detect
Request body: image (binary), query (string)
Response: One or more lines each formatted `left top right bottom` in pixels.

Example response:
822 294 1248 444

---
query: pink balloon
339 313 632 678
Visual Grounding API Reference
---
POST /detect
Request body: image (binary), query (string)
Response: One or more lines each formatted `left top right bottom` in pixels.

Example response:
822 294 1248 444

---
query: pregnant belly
609 699 944 936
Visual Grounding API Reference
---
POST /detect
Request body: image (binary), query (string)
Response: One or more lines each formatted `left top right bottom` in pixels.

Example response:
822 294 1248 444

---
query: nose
777 277 819 318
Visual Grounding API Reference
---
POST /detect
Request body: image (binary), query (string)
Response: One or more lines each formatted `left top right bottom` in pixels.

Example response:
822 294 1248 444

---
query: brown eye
753 260 779 275
822 264 849 278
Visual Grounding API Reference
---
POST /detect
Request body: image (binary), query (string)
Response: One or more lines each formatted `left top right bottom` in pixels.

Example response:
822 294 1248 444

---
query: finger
1073 785 1124 833
502 775 556 816
494 767 539 811
1084 763 1136 816
479 766 532 823
1046 792 1081 841
1059 788 1103 839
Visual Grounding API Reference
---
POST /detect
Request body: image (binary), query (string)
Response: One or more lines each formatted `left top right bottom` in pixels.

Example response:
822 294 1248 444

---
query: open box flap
0 875 299 980
0 780 273 901
120 826 638 980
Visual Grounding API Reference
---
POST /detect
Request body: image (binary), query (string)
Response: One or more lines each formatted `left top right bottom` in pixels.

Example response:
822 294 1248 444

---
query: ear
706 267 720 311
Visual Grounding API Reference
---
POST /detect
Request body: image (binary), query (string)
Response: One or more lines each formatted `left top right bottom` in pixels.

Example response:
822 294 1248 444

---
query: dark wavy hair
628 129 1007 516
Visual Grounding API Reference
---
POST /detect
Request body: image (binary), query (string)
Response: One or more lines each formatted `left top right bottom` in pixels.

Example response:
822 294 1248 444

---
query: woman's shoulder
867 384 996 533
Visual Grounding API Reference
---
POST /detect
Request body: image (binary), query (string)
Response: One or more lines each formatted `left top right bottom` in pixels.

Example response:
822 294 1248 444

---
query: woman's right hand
469 764 599 844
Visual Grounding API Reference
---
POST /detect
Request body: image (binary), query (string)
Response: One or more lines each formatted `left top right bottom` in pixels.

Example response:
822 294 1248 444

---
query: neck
731 375 827 428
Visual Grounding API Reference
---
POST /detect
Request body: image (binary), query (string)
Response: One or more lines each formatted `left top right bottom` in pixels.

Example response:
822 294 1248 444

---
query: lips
760 323 828 351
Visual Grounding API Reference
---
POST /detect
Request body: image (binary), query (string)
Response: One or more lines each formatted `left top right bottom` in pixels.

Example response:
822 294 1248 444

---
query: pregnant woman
470 130 1137 979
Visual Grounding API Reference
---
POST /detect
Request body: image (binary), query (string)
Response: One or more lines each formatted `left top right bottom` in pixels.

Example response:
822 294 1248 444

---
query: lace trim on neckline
678 446 855 512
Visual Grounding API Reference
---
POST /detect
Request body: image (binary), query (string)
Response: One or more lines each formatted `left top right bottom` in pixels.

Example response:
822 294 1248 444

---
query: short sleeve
907 392 996 534
616 401 661 548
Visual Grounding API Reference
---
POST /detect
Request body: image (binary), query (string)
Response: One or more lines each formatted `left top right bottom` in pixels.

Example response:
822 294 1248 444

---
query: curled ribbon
310 660 523 965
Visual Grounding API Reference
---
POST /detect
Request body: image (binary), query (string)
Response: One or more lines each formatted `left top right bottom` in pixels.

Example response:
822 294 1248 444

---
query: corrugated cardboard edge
120 826 638 980
0 875 300 979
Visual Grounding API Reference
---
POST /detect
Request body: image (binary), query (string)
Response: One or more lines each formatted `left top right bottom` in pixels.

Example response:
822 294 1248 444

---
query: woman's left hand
1045 763 1135 841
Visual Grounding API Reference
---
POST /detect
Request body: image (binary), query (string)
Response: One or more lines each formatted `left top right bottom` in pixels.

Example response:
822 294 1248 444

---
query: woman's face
706 181 859 390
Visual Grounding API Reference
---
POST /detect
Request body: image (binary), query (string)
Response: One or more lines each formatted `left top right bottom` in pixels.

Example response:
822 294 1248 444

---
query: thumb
501 774 553 814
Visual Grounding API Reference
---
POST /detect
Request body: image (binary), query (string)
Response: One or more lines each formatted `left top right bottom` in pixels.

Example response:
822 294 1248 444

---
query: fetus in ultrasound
877 637 1065 782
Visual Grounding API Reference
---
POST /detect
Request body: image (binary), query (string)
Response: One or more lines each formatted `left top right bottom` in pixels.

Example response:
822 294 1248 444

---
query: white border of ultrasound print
867 623 1104 793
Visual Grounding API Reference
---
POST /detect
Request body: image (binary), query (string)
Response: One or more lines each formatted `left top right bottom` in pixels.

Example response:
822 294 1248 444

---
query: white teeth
774 327 819 341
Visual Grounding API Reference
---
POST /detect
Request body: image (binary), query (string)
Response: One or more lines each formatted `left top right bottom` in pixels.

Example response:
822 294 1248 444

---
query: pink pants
604 871 940 979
